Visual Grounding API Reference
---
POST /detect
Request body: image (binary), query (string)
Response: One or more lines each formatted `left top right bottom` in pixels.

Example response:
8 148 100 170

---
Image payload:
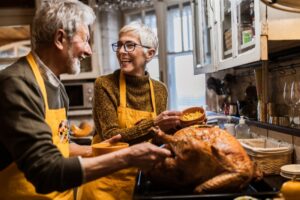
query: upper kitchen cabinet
193 0 300 74
218 0 261 70
193 0 217 74
193 0 261 73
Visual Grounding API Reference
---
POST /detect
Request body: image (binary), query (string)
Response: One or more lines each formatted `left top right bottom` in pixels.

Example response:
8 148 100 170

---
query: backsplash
206 55 300 164
206 58 300 124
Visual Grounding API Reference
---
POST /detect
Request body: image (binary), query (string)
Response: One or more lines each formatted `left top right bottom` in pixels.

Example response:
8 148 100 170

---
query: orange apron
0 53 73 200
79 71 157 200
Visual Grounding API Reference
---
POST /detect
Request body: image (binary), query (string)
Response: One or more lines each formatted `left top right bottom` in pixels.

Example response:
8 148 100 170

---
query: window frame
123 6 161 81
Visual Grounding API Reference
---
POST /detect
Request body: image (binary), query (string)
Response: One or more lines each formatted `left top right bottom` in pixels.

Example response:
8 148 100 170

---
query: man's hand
125 142 171 170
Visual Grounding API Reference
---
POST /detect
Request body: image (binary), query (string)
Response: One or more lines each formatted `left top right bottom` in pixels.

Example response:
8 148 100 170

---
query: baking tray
133 171 283 200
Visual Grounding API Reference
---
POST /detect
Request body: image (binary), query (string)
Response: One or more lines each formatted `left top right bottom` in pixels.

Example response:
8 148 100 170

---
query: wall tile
268 130 293 144
293 136 300 164
249 125 268 137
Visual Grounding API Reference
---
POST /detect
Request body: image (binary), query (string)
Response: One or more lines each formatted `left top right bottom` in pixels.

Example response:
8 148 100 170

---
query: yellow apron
0 53 73 200
79 71 157 200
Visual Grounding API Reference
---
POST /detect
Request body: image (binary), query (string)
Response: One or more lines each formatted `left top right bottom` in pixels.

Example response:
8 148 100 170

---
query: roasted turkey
146 125 260 193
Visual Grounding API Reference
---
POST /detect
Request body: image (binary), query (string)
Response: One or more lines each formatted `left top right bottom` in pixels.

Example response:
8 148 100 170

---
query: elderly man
0 1 170 199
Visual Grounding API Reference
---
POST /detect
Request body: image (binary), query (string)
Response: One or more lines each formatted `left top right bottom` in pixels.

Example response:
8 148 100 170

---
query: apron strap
119 71 156 113
119 71 126 108
149 79 156 114
26 52 49 110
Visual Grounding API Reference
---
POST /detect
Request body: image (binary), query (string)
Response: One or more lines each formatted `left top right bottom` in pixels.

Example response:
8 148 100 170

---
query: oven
64 82 94 110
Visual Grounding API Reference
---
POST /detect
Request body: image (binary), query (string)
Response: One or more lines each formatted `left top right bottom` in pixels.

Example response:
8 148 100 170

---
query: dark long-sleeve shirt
0 56 83 193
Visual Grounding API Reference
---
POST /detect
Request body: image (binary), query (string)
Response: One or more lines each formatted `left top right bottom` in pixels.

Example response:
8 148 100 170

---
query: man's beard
67 48 81 75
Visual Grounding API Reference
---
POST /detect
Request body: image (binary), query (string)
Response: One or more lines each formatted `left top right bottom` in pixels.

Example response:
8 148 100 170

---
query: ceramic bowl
92 142 129 156
180 106 206 127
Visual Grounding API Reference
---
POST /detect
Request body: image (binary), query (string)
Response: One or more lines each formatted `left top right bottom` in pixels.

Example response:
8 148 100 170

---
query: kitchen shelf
247 119 300 137
208 112 300 137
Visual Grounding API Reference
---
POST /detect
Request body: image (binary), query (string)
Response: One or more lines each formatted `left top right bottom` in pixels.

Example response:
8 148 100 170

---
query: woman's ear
54 29 66 50
145 48 156 62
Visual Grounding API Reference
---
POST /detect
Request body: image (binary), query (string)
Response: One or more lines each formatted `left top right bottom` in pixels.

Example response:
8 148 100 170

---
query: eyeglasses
111 41 150 52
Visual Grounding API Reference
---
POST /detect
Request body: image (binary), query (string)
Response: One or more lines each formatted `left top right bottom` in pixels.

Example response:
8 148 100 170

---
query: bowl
180 106 206 127
92 142 129 156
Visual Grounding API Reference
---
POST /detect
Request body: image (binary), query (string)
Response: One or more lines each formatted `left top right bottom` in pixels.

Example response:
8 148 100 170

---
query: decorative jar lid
280 164 300 180
281 164 300 175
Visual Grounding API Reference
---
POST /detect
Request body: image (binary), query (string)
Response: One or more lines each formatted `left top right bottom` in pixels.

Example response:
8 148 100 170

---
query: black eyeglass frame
111 41 151 52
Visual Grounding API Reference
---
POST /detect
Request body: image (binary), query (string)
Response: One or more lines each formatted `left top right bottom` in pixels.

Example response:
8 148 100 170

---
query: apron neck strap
119 71 156 114
149 79 156 114
119 71 126 108
26 52 49 110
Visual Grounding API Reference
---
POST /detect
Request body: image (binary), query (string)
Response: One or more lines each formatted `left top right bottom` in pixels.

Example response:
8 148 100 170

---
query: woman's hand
102 134 122 144
154 111 182 132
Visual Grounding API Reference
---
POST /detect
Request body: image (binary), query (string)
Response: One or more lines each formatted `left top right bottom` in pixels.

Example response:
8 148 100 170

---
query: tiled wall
206 55 300 165
249 125 300 164
206 58 300 119
206 67 259 115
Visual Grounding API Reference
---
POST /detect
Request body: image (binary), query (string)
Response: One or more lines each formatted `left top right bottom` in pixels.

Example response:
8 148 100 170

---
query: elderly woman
93 22 182 144
80 22 181 200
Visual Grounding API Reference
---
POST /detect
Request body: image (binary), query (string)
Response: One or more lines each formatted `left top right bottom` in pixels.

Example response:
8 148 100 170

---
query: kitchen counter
134 172 286 200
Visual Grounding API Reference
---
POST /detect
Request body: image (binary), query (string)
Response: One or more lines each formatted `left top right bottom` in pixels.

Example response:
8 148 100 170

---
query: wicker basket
239 138 293 175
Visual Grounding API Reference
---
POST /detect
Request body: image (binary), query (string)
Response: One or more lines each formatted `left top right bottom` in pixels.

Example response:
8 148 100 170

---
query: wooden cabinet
192 0 300 74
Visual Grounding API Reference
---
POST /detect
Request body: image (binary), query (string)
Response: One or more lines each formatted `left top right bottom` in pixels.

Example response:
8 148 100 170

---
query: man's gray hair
31 0 95 49
119 21 158 53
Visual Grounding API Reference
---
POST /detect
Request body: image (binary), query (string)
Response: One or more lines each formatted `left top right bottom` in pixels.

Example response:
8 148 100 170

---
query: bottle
235 116 250 139
223 116 236 136
224 123 236 136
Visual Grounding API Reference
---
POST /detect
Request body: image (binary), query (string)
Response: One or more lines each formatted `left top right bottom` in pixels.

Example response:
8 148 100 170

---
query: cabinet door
220 0 234 60
237 0 256 54
218 0 261 70
193 0 217 74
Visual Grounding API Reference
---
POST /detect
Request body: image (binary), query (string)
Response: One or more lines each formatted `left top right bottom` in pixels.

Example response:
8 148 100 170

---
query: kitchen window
0 40 31 70
125 9 160 81
164 1 206 110
125 1 206 110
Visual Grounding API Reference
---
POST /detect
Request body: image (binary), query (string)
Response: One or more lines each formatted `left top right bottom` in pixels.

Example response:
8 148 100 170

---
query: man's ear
54 29 66 50
145 48 156 62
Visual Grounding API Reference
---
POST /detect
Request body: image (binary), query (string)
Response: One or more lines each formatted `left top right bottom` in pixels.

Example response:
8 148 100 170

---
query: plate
281 164 300 175
280 172 300 180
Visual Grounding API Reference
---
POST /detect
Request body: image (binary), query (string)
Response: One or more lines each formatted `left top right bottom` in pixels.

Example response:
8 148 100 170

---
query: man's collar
31 51 62 87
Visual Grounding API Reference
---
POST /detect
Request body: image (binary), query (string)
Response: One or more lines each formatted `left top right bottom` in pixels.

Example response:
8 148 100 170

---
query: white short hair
31 0 95 49
119 21 158 53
